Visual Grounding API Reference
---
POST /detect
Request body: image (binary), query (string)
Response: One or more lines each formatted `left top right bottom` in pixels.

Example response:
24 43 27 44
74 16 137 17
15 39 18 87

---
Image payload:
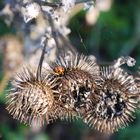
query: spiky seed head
134 68 140 108
84 66 139 134
51 53 99 117
6 66 57 127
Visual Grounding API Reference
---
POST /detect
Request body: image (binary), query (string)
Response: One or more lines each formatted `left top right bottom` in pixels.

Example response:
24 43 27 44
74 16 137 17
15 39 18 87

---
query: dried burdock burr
51 53 100 118
84 56 139 133
5 42 75 127
134 67 140 108
6 66 58 128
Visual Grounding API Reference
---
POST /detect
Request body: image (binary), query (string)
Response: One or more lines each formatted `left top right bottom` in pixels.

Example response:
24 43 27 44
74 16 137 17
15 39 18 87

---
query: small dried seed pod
51 53 99 118
6 66 57 128
84 66 139 134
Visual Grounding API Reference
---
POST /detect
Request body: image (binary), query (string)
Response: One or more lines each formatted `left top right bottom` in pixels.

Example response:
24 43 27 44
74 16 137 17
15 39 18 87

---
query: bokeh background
0 0 140 140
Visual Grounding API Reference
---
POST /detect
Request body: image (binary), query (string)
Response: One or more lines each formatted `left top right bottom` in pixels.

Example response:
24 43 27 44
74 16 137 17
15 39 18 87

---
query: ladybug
54 66 65 75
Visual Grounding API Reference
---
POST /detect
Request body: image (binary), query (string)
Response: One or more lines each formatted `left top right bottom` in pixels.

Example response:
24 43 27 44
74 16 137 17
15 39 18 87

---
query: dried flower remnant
61 0 76 12
84 57 139 133
6 66 57 128
113 56 136 68
51 53 99 118
21 2 41 23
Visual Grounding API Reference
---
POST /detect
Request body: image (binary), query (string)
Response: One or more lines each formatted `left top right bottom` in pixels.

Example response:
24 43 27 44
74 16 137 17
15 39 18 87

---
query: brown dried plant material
0 35 23 95
2 35 23 73
51 53 99 119
6 66 58 128
84 66 139 134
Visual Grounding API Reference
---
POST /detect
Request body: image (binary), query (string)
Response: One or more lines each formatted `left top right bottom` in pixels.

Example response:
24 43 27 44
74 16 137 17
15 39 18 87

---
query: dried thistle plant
51 53 99 118
5 38 75 129
83 57 139 134
3 0 140 134
6 66 58 128
6 51 140 134
6 35 61 128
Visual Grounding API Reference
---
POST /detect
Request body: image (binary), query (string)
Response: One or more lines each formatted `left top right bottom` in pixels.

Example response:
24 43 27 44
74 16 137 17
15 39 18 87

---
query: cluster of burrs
6 52 140 134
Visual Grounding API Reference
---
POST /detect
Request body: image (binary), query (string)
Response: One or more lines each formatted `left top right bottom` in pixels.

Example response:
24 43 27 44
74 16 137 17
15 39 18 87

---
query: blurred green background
0 0 140 140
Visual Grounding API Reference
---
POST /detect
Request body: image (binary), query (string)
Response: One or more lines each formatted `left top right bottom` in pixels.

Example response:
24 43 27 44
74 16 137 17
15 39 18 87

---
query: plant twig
36 0 95 8
75 0 96 4
41 1 62 8
36 37 48 81
47 14 76 54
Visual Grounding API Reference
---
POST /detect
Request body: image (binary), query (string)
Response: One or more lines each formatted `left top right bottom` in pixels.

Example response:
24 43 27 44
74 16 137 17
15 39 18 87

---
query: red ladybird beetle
54 66 65 75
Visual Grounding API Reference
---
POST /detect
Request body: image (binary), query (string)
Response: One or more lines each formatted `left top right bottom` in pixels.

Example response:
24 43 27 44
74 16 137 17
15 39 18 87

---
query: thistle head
84 58 139 133
6 66 57 128
51 53 99 117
